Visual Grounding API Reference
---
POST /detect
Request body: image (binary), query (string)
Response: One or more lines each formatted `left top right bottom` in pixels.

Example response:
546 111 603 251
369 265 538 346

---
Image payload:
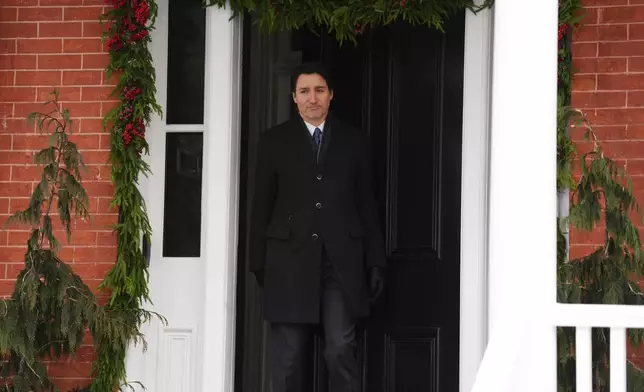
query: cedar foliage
0 91 156 392
556 2 644 389
556 108 644 391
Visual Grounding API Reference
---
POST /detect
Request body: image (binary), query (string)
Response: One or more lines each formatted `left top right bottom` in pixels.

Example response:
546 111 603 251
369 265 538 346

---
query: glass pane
163 132 203 257
166 0 206 124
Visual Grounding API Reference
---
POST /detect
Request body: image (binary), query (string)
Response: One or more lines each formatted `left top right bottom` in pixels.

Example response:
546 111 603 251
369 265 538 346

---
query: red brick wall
0 1 117 389
570 2 644 256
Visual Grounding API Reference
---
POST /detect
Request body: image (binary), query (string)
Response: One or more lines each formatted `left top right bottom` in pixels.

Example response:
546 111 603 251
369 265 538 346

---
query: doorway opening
234 13 466 392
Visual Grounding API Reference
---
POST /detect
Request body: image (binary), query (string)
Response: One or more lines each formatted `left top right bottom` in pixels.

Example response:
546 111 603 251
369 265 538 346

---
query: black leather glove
369 266 384 303
254 270 264 288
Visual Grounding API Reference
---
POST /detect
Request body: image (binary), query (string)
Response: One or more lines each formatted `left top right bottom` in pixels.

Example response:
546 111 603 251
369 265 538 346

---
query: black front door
236 13 465 392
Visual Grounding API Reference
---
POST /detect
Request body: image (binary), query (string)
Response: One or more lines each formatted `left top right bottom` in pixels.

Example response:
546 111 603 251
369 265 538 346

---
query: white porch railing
471 303 644 392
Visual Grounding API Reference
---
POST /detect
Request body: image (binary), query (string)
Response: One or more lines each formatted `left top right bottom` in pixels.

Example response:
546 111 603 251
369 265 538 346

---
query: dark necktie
313 127 322 147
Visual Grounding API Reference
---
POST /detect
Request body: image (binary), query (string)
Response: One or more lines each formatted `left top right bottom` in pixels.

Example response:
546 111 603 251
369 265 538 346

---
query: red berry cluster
121 85 146 147
105 0 151 51
131 29 149 41
123 118 146 146
121 15 138 32
134 0 150 25
557 23 578 85
124 85 141 100
108 35 124 51
105 0 152 150
119 104 133 121
558 23 568 41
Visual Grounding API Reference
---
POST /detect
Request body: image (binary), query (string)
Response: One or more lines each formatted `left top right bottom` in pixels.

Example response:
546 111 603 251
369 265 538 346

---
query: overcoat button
317 174 322 180
312 233 319 240
316 202 322 209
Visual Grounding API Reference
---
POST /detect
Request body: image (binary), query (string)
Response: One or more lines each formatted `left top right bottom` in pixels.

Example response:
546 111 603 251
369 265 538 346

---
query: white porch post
200 5 243 392
487 0 558 391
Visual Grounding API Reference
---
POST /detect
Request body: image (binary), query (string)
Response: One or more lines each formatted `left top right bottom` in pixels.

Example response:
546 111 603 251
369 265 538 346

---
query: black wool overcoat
248 114 387 324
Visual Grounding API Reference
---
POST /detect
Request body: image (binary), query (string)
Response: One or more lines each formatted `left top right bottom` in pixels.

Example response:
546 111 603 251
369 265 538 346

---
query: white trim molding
459 3 493 392
199 6 244 392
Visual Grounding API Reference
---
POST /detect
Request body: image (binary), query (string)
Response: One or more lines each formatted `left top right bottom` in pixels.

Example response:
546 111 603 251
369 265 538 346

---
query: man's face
292 73 333 125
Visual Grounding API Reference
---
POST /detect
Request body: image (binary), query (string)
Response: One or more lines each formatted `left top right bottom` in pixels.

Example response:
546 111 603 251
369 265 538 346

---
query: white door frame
133 3 494 392
459 3 493 392
198 7 244 392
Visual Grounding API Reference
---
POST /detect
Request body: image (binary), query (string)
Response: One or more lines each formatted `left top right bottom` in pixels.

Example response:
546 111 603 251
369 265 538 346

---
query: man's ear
292 92 297 104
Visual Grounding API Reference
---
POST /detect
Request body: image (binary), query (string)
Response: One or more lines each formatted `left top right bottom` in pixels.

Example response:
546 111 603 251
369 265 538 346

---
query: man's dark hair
290 62 334 93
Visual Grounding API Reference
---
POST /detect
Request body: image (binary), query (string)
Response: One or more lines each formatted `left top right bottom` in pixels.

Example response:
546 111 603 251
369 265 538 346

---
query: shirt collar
303 120 325 135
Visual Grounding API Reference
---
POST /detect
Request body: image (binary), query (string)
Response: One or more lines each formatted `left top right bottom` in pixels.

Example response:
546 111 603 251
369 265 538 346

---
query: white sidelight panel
124 0 206 391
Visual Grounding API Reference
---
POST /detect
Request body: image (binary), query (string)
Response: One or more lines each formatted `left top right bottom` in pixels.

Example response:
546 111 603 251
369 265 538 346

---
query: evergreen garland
92 0 164 390
204 0 493 42
556 1 644 390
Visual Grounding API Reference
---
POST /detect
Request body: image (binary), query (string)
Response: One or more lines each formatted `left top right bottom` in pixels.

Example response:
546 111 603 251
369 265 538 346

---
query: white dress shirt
303 120 325 137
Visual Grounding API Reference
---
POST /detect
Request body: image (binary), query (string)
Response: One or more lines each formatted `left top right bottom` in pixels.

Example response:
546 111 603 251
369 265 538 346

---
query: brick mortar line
572 90 644 93
583 5 644 7
575 40 644 43
575 22 643 25
570 72 644 75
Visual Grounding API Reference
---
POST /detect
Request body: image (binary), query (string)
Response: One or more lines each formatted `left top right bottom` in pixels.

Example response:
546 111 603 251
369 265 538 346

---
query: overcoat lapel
290 117 318 169
317 115 333 167
292 114 337 168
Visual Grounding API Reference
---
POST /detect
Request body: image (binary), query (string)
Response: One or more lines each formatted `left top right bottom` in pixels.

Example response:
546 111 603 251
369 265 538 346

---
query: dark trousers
269 249 360 392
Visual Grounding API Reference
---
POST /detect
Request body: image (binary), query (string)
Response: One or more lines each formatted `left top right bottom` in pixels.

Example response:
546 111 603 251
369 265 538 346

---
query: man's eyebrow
298 85 327 90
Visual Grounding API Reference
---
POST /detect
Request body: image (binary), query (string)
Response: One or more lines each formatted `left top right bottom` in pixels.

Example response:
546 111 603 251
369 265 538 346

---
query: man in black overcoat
249 62 386 392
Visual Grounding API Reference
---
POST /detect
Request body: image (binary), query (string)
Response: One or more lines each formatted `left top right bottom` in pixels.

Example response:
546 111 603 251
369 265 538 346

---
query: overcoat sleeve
356 133 387 269
248 132 277 273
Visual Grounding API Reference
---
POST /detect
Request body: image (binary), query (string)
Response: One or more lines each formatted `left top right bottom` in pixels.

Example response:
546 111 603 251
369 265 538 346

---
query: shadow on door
235 13 466 392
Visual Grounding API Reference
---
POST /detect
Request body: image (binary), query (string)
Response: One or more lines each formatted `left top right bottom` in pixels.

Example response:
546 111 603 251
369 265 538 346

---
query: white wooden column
199 6 243 392
487 0 558 391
